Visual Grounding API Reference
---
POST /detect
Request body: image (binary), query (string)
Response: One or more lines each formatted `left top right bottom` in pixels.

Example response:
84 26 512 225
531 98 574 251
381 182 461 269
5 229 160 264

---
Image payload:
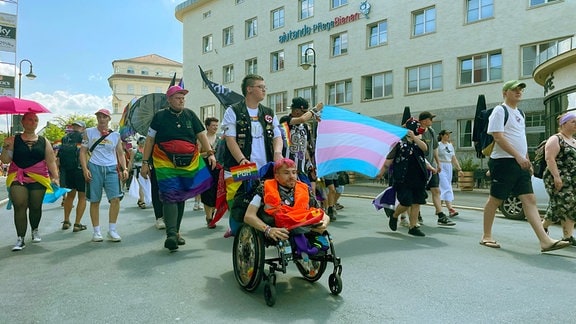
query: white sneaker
155 217 166 230
400 216 409 228
12 237 25 251
193 202 200 210
107 230 122 242
31 229 42 243
92 232 103 242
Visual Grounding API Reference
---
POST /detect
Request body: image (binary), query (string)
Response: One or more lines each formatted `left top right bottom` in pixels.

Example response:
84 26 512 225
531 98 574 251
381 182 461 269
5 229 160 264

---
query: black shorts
395 182 428 207
426 173 439 189
62 167 86 192
201 161 220 207
488 158 532 200
324 179 338 187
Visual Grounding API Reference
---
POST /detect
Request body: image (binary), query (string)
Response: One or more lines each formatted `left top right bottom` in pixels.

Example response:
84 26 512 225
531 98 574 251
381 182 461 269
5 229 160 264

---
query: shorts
86 162 123 202
426 173 439 189
62 167 86 192
488 158 533 200
395 182 428 207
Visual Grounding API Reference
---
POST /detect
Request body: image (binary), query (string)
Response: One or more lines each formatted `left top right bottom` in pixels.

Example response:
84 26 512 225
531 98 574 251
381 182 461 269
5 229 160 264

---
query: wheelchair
232 221 343 307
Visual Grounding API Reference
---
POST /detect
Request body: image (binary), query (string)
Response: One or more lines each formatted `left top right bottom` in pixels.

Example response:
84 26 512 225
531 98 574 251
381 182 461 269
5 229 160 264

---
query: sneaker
164 236 178 251
223 228 233 238
155 217 166 230
193 202 201 211
400 215 409 227
389 215 398 231
31 229 42 243
11 237 25 251
107 230 122 242
437 213 456 226
92 232 103 242
449 209 459 217
327 206 336 221
408 226 426 237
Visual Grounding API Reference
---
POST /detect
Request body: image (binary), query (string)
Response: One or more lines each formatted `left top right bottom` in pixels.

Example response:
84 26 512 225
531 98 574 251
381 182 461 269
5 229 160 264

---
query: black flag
401 106 411 125
168 72 177 90
198 65 244 106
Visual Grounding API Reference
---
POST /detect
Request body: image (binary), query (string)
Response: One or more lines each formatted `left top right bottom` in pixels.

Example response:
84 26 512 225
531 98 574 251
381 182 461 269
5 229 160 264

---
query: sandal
206 210 216 229
61 220 71 230
137 200 146 209
73 223 87 232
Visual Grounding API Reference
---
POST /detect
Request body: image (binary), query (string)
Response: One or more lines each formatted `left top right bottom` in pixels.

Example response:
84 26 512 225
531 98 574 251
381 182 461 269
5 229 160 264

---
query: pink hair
273 158 296 174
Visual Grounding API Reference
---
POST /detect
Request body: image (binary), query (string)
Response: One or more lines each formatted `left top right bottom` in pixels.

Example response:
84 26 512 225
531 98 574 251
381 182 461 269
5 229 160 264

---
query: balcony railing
534 36 576 70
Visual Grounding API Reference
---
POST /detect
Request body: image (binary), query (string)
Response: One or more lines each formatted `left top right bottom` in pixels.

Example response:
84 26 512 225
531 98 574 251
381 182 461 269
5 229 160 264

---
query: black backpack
58 132 83 170
475 105 523 158
533 135 563 179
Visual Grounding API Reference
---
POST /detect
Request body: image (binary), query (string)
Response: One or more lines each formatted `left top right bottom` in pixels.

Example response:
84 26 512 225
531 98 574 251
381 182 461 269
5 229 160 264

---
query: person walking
140 85 216 251
437 130 463 217
1 112 60 251
221 74 283 236
541 112 576 245
59 121 88 232
127 136 147 209
480 80 570 252
79 108 128 243
199 117 220 228
418 111 456 227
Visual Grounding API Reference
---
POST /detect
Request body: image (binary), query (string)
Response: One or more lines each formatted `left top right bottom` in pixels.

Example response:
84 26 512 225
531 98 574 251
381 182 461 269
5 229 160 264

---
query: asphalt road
1 181 575 323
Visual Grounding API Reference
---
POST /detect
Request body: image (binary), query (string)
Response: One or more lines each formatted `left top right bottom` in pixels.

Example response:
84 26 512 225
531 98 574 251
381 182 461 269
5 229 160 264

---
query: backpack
475 105 523 158
533 135 563 179
58 132 83 170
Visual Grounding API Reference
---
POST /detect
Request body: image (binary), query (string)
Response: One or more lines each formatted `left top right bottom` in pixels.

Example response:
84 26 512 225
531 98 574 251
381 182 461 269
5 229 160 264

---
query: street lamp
301 47 316 106
18 59 37 99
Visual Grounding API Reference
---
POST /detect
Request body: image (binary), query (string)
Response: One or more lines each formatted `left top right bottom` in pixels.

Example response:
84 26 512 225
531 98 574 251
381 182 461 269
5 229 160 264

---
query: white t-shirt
82 127 121 166
222 105 281 169
487 104 527 159
437 142 455 163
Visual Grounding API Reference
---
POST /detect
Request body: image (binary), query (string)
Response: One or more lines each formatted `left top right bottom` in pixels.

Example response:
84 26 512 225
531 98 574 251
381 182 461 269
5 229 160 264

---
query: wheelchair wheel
295 258 327 282
233 224 265 292
264 274 277 307
328 273 343 295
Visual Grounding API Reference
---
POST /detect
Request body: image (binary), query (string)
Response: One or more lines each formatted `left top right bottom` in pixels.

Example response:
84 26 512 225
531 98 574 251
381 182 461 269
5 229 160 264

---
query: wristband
239 157 247 163
264 225 271 238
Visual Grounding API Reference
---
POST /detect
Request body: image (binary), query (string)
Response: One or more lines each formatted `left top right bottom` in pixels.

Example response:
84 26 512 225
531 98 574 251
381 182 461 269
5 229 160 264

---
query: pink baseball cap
166 85 189 97
95 108 111 117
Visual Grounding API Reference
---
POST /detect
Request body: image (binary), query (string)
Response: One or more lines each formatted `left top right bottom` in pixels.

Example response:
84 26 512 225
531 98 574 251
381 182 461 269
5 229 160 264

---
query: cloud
0 91 112 133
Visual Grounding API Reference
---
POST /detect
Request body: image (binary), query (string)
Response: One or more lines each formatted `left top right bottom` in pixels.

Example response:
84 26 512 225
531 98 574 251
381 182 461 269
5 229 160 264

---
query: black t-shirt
149 108 205 144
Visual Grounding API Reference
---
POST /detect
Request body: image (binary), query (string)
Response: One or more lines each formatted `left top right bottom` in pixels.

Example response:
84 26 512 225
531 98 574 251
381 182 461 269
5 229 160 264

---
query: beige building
107 54 183 128
175 0 575 157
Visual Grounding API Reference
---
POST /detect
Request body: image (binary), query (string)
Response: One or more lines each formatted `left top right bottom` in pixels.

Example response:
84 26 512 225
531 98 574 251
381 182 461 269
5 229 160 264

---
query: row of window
113 85 164 96
115 66 178 78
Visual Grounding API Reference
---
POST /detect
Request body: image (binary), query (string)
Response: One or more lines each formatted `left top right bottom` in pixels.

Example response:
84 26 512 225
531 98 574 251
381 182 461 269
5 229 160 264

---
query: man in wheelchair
243 158 331 256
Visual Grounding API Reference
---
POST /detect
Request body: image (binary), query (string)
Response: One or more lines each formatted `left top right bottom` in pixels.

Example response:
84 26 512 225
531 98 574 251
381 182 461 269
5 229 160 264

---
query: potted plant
458 156 479 191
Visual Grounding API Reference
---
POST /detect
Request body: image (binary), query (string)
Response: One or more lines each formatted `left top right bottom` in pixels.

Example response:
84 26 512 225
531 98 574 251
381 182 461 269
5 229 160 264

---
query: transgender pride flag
315 106 408 178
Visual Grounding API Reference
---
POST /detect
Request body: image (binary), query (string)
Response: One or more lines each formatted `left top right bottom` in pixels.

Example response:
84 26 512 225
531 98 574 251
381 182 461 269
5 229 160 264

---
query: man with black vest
221 74 283 237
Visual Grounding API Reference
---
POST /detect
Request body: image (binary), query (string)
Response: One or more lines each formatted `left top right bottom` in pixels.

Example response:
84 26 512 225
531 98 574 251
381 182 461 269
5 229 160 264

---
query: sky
0 0 183 131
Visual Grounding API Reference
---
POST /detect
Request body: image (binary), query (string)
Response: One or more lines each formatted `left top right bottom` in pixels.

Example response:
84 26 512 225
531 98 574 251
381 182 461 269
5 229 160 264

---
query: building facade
175 0 575 158
107 54 182 128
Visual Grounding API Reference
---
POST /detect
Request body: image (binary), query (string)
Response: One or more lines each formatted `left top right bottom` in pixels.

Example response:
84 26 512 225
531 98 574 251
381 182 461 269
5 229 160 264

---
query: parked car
499 177 549 220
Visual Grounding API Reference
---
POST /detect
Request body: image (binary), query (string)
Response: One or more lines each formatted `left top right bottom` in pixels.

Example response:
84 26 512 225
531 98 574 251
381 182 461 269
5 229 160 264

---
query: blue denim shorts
86 162 123 202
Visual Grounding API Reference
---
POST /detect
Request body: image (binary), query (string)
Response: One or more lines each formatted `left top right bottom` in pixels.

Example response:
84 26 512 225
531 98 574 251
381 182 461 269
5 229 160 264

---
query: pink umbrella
0 96 51 114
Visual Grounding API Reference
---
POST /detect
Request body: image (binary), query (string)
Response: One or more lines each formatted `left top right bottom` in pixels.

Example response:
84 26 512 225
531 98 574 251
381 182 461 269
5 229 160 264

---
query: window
412 6 436 36
521 37 571 77
530 0 558 6
466 0 493 23
246 58 258 75
331 0 347 9
127 85 134 95
141 86 148 95
127 67 135 74
368 20 388 47
201 105 216 122
223 26 234 46
202 70 213 89
363 71 393 100
328 80 352 105
235 0 244 4
203 10 211 19
331 32 348 56
246 17 257 39
272 7 285 30
223 65 234 83
268 92 288 114
459 51 502 85
155 87 163 93
141 69 149 76
203 35 213 53
299 42 314 65
458 119 473 148
300 0 314 20
271 50 285 72
295 88 312 105
155 70 162 77
407 62 442 93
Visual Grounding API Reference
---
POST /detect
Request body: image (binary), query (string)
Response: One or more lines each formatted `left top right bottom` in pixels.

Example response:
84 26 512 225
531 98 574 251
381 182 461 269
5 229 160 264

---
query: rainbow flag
230 162 258 182
315 106 408 178
280 121 292 147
